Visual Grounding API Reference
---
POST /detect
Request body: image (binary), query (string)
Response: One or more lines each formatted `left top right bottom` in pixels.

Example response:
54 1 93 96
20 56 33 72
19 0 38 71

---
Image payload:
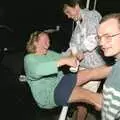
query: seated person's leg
54 73 102 110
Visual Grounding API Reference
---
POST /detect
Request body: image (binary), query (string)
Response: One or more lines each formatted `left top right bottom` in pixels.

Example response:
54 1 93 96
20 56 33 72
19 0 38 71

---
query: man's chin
104 53 113 57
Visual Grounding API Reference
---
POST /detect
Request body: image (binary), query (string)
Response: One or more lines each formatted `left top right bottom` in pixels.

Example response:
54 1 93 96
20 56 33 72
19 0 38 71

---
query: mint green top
24 50 64 109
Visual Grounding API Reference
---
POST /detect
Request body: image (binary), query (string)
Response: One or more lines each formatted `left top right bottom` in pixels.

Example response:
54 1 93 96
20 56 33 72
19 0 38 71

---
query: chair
19 75 69 120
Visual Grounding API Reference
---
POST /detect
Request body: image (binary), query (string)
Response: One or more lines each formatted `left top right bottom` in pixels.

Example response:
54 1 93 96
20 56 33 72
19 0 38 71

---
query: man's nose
99 38 106 47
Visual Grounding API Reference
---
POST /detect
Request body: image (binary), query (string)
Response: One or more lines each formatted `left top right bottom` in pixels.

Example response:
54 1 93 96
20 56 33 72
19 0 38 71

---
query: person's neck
35 49 48 55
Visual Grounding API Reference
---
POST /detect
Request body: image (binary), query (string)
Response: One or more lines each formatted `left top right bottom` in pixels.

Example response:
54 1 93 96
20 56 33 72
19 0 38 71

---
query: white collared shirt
69 9 105 68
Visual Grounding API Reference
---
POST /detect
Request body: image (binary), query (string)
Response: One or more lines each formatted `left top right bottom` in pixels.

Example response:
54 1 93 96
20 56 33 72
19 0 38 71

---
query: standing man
63 0 105 119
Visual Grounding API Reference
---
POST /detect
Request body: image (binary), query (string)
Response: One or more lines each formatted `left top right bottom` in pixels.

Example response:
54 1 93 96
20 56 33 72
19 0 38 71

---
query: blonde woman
24 31 101 110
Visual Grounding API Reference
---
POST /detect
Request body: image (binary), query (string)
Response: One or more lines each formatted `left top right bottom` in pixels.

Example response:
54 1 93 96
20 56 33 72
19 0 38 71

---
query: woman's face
35 33 50 54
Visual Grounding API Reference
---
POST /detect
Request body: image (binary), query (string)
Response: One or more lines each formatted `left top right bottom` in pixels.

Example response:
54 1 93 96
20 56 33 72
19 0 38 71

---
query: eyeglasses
96 33 120 43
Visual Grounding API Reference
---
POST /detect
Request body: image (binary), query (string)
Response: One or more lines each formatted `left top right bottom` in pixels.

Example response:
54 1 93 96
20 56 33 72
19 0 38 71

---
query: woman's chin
44 50 48 54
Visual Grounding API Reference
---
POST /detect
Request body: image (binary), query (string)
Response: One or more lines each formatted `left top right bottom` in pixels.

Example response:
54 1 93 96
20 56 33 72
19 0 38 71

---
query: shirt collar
76 9 86 24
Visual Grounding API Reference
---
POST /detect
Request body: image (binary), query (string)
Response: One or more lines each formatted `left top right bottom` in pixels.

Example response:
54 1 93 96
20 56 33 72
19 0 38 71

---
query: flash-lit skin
98 18 120 59
35 33 50 55
64 4 81 21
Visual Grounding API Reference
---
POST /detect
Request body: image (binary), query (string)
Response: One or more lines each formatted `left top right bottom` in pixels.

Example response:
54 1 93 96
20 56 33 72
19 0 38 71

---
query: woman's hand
66 56 78 67
57 56 78 67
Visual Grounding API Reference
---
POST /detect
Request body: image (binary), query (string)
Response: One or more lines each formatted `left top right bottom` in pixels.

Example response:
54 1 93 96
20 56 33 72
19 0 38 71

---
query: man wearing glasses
79 13 120 120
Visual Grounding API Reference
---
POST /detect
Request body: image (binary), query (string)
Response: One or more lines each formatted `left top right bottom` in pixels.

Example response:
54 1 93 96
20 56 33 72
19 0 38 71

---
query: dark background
0 0 120 120
0 0 119 51
0 0 120 51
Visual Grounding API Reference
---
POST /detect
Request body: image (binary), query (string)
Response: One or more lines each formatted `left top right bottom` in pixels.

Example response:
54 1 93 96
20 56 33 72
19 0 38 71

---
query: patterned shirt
69 9 105 68
102 60 120 120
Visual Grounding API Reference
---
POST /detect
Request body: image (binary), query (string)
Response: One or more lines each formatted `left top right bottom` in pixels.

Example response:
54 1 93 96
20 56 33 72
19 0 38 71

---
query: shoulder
48 50 61 57
24 54 36 64
48 50 59 55
91 10 102 20
114 61 120 70
24 53 37 59
83 9 101 16
82 9 102 21
24 54 33 60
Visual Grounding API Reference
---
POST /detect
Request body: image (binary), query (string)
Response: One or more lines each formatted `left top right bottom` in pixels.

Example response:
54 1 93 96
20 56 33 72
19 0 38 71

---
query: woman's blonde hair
26 31 47 53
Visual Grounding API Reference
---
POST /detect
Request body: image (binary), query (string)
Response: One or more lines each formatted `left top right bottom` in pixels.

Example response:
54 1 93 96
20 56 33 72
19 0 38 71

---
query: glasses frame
96 33 120 43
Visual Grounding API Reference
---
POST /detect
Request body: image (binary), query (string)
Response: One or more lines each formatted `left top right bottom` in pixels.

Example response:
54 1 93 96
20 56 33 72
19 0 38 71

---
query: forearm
68 86 102 110
57 58 66 67
76 65 112 85
57 56 77 68
89 65 112 80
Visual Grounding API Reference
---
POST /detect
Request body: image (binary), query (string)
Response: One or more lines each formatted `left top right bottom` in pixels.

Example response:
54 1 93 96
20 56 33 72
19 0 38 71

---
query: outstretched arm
57 56 78 68
76 65 112 85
